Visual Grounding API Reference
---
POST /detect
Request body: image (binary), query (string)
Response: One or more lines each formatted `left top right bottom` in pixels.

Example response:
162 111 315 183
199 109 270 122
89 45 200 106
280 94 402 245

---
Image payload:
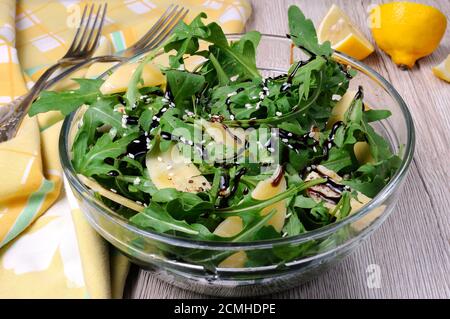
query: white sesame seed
161 107 167 112
311 164 317 169
287 133 293 137
161 98 169 103
275 111 282 116
110 188 117 193
328 142 332 149
188 140 194 146
169 102 175 108
313 146 317 152
282 232 288 237
230 115 235 120
245 103 252 109
166 165 173 170
133 139 140 143
136 201 143 205
152 116 158 120
332 94 342 101
287 144 294 149
133 177 141 185
282 138 289 143
268 147 275 153
128 153 135 159
121 116 128 129
168 172 174 177
227 92 237 97
157 156 162 162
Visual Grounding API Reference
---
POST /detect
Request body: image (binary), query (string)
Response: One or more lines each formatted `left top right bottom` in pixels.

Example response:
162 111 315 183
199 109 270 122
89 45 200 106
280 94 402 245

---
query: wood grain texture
125 0 450 299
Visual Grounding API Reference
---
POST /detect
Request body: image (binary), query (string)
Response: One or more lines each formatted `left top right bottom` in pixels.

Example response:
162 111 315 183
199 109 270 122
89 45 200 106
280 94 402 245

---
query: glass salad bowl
59 35 415 297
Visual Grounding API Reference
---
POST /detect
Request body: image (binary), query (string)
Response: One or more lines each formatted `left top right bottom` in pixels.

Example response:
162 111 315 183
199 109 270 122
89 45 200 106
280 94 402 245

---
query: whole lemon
370 2 447 68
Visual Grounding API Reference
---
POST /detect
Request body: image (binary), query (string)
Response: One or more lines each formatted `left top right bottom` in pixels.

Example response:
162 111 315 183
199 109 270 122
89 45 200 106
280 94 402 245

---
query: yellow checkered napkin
0 0 251 298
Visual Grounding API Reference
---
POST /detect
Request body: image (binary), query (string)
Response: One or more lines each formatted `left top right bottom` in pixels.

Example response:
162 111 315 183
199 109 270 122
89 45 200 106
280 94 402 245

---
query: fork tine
87 3 108 55
66 5 88 54
129 4 178 51
73 3 95 53
143 8 189 51
81 4 102 53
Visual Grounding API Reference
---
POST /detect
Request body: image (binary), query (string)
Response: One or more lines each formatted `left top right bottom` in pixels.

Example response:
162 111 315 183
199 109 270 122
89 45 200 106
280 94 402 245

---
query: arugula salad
31 6 400 267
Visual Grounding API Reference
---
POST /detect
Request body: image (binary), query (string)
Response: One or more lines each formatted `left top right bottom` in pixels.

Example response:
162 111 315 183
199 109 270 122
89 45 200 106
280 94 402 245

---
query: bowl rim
59 33 415 251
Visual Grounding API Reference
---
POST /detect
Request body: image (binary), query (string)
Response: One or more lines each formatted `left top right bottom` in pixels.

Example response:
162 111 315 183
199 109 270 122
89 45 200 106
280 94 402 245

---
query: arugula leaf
75 132 139 176
163 13 209 68
165 70 205 107
322 147 353 172
130 202 213 238
364 109 392 122
331 191 351 220
283 211 306 236
288 5 333 57
293 195 318 209
216 178 326 217
29 78 103 116
209 52 229 86
150 188 214 222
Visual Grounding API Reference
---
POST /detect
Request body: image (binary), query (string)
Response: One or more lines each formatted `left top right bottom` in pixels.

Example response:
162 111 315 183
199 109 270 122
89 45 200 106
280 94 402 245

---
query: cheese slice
146 144 211 193
100 62 165 95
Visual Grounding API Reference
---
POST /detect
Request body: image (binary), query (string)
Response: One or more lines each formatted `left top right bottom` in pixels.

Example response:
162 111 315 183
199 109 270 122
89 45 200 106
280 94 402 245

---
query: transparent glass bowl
59 35 415 297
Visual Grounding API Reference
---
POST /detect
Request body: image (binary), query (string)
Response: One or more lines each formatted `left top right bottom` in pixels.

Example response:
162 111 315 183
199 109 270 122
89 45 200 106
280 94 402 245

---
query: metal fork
0 3 108 142
44 5 188 88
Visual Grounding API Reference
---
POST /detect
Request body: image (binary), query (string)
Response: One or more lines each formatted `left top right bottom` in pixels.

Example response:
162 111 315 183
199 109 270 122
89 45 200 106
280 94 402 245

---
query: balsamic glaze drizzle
322 121 344 159
125 116 139 125
308 189 340 205
218 174 230 196
126 134 149 158
229 167 247 198
338 63 354 79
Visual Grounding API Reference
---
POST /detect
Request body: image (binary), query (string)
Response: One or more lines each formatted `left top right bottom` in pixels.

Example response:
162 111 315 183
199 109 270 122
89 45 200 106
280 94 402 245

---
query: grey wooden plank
126 0 450 299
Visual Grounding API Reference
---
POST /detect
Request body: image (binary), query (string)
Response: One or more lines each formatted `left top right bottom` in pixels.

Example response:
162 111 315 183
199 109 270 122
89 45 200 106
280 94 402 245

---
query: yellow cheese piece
327 89 357 128
251 168 287 232
100 62 165 95
218 251 247 268
146 145 210 193
354 141 373 164
213 216 243 238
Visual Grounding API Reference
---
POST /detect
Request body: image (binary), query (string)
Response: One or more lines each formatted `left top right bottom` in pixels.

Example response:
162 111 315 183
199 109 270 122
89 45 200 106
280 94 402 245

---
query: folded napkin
0 0 251 299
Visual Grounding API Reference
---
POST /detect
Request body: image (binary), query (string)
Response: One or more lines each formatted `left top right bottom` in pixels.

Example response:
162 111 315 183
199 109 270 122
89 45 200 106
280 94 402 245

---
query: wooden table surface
124 0 450 299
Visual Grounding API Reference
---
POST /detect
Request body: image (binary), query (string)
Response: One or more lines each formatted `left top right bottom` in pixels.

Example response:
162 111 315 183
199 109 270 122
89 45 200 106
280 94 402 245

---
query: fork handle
0 63 62 141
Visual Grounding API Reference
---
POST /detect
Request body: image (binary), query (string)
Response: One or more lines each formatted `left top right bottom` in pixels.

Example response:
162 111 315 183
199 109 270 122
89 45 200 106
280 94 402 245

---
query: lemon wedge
318 4 374 60
370 2 447 69
432 54 450 83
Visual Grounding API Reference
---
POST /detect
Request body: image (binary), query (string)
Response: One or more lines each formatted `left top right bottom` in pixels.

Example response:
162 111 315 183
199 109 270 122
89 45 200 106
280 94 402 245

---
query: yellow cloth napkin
0 0 251 298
